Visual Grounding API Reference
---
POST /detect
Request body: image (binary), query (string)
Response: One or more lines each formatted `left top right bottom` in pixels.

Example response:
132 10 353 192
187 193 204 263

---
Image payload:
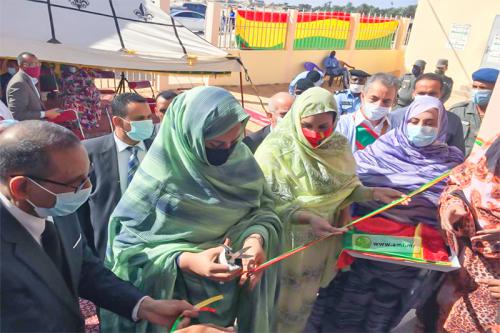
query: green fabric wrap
101 86 282 333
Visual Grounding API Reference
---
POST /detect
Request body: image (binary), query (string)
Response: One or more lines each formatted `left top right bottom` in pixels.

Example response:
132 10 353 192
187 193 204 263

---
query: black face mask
205 145 236 166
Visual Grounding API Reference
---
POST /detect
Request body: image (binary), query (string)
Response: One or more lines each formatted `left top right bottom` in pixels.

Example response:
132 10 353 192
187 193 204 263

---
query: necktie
41 221 72 291
41 221 63 274
127 146 140 186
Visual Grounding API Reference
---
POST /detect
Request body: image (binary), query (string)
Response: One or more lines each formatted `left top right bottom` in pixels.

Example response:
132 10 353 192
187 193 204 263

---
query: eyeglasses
13 164 93 194
27 176 90 194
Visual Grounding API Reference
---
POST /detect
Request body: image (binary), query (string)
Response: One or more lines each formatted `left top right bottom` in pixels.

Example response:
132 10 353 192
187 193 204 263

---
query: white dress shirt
0 191 46 245
354 109 391 136
0 190 146 320
113 134 147 194
0 100 14 120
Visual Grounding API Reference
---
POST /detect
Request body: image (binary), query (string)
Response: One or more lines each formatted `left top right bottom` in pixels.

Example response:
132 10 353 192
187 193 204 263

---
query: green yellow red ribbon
169 295 224 332
249 170 451 275
168 170 451 330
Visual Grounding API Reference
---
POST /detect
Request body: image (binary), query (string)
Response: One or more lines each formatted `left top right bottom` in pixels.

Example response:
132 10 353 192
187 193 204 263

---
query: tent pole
239 71 244 108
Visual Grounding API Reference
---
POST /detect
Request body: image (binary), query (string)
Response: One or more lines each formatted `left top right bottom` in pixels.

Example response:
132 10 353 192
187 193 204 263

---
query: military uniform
438 74 454 103
334 89 362 115
397 73 417 107
449 101 481 156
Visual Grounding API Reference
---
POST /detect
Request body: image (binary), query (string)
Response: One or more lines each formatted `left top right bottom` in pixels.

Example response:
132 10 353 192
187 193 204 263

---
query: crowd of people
0 50 499 333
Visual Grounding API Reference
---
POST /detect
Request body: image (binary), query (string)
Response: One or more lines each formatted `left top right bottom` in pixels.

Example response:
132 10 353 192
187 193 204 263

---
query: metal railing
294 11 351 50
218 8 288 50
94 70 160 95
215 7 411 51
355 14 400 49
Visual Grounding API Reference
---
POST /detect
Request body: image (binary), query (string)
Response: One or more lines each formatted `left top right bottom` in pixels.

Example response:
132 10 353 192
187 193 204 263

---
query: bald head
268 92 294 127
269 92 294 115
0 121 81 180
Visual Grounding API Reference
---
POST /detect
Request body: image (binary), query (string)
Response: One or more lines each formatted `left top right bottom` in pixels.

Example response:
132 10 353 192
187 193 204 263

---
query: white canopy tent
0 0 241 73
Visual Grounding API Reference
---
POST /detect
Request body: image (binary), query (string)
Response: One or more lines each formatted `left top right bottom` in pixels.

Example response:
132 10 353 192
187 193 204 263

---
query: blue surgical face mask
0 119 18 127
26 179 92 217
7 67 16 75
472 89 492 107
406 124 439 147
124 119 154 141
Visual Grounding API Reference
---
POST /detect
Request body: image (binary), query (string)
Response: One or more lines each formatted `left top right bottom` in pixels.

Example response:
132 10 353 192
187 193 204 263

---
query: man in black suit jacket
78 93 154 259
0 121 196 332
1 59 17 104
243 92 294 153
389 73 466 154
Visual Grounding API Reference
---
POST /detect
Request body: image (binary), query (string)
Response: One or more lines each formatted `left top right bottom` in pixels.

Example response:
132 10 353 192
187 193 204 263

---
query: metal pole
239 71 245 108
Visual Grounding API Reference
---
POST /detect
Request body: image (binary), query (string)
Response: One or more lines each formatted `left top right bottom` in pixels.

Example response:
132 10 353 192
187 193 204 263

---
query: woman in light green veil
101 86 282 333
255 87 404 332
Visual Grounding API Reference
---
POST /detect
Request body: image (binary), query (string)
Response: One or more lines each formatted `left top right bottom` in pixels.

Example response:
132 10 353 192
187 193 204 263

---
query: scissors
218 244 253 271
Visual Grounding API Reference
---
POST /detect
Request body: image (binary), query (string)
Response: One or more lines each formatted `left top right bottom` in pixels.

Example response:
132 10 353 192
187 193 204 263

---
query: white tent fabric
0 0 240 73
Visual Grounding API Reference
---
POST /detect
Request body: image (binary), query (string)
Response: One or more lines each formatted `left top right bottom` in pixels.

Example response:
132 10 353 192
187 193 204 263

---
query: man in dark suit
78 93 154 259
6 52 60 121
1 59 17 104
389 73 465 154
0 120 197 332
243 92 294 153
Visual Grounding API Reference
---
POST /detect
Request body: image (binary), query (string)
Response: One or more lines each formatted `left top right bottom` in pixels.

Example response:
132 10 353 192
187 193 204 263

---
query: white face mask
349 84 364 94
362 102 391 121
275 116 284 125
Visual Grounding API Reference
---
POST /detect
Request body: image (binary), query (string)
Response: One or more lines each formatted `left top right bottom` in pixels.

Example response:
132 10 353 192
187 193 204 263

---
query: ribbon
168 171 451 331
169 295 224 332
249 170 451 275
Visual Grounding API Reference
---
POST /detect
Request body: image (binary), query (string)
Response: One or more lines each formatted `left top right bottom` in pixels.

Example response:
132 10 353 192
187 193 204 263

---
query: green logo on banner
354 236 372 249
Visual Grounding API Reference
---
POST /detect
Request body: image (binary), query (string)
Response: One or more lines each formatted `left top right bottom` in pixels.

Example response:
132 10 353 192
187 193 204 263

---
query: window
174 12 196 18
174 11 204 19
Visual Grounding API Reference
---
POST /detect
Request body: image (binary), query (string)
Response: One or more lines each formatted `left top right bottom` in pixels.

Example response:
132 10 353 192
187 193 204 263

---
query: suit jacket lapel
55 215 82 297
105 134 121 195
0 206 81 318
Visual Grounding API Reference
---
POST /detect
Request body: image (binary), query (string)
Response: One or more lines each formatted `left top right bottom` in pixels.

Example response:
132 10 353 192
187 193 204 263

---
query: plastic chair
128 80 156 99
303 61 322 72
50 109 85 140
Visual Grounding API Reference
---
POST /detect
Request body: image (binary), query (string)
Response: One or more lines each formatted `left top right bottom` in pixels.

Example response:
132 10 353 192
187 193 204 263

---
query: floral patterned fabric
79 298 99 333
438 137 500 333
61 68 102 129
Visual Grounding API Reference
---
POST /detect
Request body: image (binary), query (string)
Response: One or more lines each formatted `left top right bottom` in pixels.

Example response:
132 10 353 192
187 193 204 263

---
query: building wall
405 0 500 107
207 48 404 86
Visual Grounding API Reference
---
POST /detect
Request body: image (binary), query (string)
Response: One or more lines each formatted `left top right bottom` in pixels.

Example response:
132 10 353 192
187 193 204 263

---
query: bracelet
246 234 265 247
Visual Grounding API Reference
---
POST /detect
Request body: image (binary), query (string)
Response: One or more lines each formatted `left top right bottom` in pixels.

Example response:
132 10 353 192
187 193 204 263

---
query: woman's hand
440 202 469 234
178 245 242 282
239 234 266 290
476 278 500 300
307 213 347 238
373 187 410 205
471 229 500 242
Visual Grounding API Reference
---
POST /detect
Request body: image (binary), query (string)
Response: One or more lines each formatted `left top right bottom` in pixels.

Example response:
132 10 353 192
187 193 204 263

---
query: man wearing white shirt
0 120 197 332
77 93 154 259
336 73 398 153
6 52 60 121
289 70 324 95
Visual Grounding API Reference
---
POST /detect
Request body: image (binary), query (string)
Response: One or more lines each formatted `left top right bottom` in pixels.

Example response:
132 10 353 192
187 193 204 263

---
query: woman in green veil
101 86 282 333
255 87 404 332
